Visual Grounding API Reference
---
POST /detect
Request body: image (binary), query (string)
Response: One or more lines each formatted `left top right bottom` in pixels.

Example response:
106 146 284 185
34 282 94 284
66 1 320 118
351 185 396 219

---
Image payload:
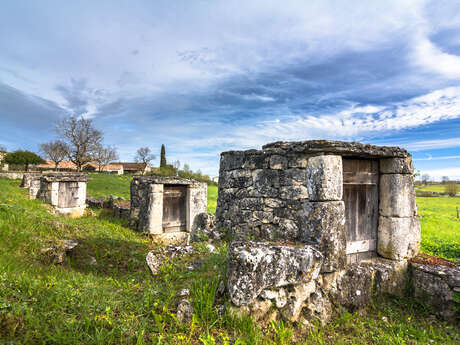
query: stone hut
217 140 421 324
37 173 88 218
21 172 42 199
130 176 207 244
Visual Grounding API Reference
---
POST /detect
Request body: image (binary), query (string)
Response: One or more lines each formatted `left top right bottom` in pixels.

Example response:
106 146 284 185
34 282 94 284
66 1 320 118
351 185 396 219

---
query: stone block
227 241 323 305
411 262 459 321
220 151 245 171
280 185 308 200
306 155 342 201
280 168 307 186
269 155 288 170
188 182 207 232
379 174 416 217
380 156 414 174
378 216 420 260
299 201 346 272
138 184 163 234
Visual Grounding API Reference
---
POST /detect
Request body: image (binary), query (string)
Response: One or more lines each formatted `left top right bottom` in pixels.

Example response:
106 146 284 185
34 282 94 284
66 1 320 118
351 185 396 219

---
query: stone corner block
227 241 323 306
306 155 342 201
379 174 416 217
377 216 420 260
380 157 414 174
298 201 346 272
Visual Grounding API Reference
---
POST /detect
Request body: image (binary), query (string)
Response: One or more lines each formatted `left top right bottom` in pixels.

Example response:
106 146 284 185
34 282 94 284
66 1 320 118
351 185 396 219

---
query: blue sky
1 0 460 179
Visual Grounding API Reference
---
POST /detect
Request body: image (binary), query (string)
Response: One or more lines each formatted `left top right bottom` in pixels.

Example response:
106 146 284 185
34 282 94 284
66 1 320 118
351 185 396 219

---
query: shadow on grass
94 208 132 228
67 235 150 279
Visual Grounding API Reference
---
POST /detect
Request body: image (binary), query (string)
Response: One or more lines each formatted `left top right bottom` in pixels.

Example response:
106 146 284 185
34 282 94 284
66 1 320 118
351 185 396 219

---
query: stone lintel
262 140 408 158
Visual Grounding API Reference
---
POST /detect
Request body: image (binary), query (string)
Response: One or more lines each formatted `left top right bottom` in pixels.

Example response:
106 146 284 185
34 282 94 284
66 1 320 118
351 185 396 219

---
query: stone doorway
162 185 187 233
343 158 379 263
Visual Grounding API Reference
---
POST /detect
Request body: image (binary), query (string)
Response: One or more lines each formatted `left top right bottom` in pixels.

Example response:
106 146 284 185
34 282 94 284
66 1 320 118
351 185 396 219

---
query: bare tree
421 174 430 185
56 116 103 171
39 140 68 171
93 145 119 172
135 147 156 166
442 176 449 184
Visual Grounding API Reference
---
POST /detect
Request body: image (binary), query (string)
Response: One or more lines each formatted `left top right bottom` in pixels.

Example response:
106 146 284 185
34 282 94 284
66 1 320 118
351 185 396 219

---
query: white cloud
406 138 460 151
412 37 460 78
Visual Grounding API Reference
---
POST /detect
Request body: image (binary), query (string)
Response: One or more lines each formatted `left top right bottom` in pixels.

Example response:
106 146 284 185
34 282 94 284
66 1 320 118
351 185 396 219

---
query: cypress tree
160 144 166 168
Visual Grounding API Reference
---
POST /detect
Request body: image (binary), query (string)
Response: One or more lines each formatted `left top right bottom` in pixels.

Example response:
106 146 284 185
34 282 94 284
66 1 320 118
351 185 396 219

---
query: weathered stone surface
263 140 408 158
379 174 416 217
280 185 308 200
21 172 41 188
299 201 346 272
152 232 189 246
410 262 459 321
220 151 245 171
306 155 342 201
86 196 105 208
146 251 163 275
328 259 408 311
138 183 163 234
28 175 42 199
269 155 288 170
188 183 208 232
378 216 420 260
36 173 87 217
42 239 78 264
280 280 316 322
227 241 323 306
131 176 207 235
176 299 194 324
380 157 414 174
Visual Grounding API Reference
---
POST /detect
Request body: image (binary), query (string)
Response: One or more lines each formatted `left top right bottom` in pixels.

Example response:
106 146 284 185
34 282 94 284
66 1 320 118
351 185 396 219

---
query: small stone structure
218 140 421 324
130 176 207 244
36 173 88 217
21 173 42 199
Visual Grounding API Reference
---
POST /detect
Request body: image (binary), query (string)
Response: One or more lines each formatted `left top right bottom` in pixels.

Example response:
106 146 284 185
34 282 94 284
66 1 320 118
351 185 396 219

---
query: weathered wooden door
343 159 379 262
58 182 79 208
162 185 187 233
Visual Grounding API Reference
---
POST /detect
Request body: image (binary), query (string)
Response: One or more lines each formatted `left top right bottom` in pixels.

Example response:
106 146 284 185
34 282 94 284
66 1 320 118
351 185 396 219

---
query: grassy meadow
0 176 459 344
417 184 460 193
417 197 460 262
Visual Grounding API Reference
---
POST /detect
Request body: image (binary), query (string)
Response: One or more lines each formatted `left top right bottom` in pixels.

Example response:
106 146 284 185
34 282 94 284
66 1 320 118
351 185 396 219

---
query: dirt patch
410 253 457 267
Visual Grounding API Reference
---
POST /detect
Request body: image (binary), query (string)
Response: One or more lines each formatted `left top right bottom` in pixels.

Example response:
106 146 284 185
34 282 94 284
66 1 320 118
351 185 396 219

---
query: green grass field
417 184 460 193
1 177 459 344
87 173 132 200
417 197 460 262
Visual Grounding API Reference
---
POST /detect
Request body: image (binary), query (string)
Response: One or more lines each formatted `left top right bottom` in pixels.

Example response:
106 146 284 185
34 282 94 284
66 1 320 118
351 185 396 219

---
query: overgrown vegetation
1 177 459 344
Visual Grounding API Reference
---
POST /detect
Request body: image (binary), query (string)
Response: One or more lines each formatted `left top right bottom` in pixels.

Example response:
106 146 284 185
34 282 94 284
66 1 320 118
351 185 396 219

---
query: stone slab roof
221 140 408 158
262 140 408 157
133 175 202 185
41 172 88 182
